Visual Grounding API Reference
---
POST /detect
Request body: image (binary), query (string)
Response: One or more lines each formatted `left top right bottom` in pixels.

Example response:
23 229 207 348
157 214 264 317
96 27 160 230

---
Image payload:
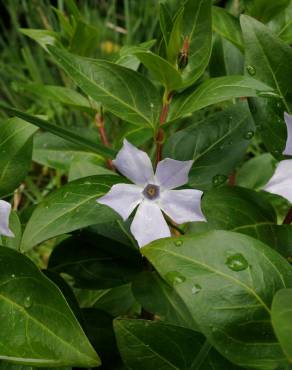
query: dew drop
191 284 202 295
212 174 227 187
246 65 256 76
244 130 254 140
23 296 33 308
165 271 186 285
225 253 248 271
11 274 15 278
174 240 183 247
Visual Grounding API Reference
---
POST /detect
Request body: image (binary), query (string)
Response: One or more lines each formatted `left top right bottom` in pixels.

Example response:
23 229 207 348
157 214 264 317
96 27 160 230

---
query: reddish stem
155 91 173 166
95 112 115 170
283 208 292 224
228 172 236 186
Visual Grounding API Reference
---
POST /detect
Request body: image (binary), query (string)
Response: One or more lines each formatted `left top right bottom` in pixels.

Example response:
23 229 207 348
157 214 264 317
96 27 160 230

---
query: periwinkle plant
1 0 292 369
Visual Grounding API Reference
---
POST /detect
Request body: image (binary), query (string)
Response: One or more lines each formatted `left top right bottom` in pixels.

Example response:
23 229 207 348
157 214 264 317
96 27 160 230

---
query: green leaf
166 7 184 66
24 84 96 112
268 2 292 44
132 271 197 330
0 104 116 158
142 230 292 368
76 284 139 317
133 51 182 90
243 0 290 23
164 103 255 190
180 0 212 87
0 118 37 197
114 319 241 370
116 40 156 71
159 2 173 45
0 211 22 251
212 6 244 51
20 175 122 251
209 35 244 77
272 289 292 362
82 308 120 367
236 153 277 190
69 20 99 57
241 15 292 113
168 75 271 121
47 46 161 128
0 364 70 370
0 247 100 367
20 29 60 50
202 186 277 230
48 230 142 289
68 156 113 181
33 132 106 171
248 97 287 159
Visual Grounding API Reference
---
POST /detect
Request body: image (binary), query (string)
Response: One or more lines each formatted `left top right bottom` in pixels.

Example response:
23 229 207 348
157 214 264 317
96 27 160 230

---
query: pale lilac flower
0 200 14 238
264 112 292 202
97 139 205 247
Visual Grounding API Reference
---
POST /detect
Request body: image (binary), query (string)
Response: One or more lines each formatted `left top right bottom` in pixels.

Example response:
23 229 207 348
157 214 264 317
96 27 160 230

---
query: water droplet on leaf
225 253 248 271
244 131 254 140
11 274 15 278
212 174 227 187
191 284 202 295
165 271 186 285
246 65 256 76
23 296 32 308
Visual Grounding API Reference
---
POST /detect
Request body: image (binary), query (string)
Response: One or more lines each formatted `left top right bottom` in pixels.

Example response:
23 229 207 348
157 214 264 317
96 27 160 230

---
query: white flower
0 200 14 238
264 112 292 202
97 139 205 247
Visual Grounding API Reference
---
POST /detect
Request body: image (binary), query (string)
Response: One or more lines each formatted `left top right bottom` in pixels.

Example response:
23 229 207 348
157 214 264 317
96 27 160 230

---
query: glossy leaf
241 15 292 112
114 319 242 370
168 75 271 121
20 28 60 50
243 0 290 23
0 247 99 367
76 284 139 317
268 2 292 44
20 175 122 251
0 103 116 158
69 20 99 57
142 230 292 368
132 271 197 330
0 118 37 197
272 289 292 362
133 51 182 90
33 132 106 171
180 0 212 87
212 6 243 51
82 308 121 367
48 46 161 128
164 103 255 190
48 230 142 289
202 186 277 230
0 211 22 251
248 97 287 159
24 84 96 112
236 153 277 190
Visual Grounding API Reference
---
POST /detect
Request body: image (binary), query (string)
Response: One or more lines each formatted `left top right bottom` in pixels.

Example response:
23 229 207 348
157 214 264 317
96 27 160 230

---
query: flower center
143 184 160 200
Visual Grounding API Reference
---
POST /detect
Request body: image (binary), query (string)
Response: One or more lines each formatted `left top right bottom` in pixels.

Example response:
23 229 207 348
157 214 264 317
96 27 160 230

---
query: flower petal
283 112 292 155
264 160 292 202
131 201 170 247
160 189 206 224
97 184 143 220
0 200 14 238
113 139 154 186
155 158 193 189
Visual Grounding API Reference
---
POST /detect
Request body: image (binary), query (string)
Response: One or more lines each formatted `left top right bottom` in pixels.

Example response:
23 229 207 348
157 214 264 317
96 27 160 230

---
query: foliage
1 0 292 369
